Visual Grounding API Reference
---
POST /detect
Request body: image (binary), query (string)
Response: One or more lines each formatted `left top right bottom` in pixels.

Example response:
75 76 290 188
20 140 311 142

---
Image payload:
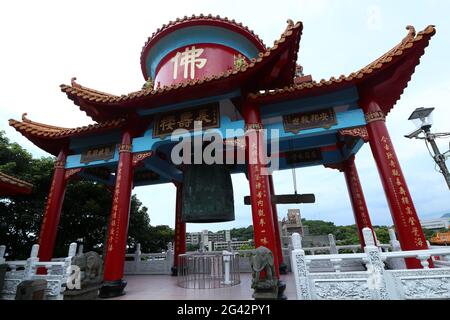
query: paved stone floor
112 273 297 300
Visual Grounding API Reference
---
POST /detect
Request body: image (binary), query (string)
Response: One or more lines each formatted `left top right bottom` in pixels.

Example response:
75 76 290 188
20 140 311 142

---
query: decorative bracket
132 151 153 168
65 168 83 181
364 111 386 124
339 126 369 143
324 163 345 172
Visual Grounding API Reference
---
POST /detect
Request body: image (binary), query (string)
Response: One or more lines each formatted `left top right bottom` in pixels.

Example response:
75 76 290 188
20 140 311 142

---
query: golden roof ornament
233 54 248 71
142 76 154 90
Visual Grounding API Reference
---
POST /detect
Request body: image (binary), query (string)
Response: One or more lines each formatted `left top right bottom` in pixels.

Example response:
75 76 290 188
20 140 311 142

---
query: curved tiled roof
0 172 33 195
60 20 302 121
140 14 267 78
9 113 125 139
248 25 436 114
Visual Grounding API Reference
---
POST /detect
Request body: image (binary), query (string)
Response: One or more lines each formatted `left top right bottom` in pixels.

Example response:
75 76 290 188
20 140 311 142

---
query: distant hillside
442 213 450 218
224 219 440 244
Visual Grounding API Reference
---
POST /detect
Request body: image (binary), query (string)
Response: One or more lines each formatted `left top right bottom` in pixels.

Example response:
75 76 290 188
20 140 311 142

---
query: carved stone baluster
46 264 53 276
290 233 312 300
331 258 342 273
363 228 389 300
135 243 141 273
387 229 406 269
0 245 6 264
418 255 431 269
24 244 39 279
328 234 338 255
64 243 77 280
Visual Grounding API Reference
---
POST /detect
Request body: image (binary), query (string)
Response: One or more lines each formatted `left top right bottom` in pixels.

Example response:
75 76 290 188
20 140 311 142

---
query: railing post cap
362 228 376 247
68 242 77 257
388 228 397 241
30 244 39 258
292 233 303 249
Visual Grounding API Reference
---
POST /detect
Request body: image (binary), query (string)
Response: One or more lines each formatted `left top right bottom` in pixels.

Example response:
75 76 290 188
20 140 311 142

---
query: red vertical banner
343 156 375 248
244 101 280 278
173 183 186 273
363 100 430 269
103 131 134 285
38 149 68 262
268 175 285 270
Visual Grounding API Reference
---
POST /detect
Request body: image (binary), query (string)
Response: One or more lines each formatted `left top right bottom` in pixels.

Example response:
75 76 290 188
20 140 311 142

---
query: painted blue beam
78 171 115 186
135 116 245 152
277 134 337 153
137 90 241 116
66 149 120 169
265 109 366 141
260 86 360 118
133 177 171 187
275 150 344 170
144 156 183 182
342 138 366 160
69 131 121 154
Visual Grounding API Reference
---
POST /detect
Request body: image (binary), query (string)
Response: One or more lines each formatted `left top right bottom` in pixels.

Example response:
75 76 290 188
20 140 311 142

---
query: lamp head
408 107 434 130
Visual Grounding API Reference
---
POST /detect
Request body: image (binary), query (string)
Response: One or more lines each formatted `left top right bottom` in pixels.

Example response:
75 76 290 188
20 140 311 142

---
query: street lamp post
405 107 450 190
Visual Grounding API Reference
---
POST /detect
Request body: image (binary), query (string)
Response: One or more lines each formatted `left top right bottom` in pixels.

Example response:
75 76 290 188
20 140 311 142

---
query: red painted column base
100 132 134 298
363 100 431 269
37 149 68 274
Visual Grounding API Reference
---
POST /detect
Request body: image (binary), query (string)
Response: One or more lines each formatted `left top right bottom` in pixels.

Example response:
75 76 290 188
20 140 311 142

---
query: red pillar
342 156 375 248
362 99 430 269
100 131 134 297
172 183 186 275
38 149 68 262
243 100 280 278
268 175 286 273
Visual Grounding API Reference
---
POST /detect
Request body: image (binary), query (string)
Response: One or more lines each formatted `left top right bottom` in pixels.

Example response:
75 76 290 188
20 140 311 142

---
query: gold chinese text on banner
80 144 116 164
283 108 337 134
153 103 220 138
286 148 323 164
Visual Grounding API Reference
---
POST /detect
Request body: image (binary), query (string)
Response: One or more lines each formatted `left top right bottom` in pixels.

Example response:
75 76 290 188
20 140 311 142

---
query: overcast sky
1 0 449 232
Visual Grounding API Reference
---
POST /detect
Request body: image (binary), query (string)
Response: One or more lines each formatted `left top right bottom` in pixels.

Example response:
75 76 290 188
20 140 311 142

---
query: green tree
302 219 337 236
186 243 199 252
228 226 254 241
373 226 390 244
335 225 359 245
0 131 172 259
239 243 255 250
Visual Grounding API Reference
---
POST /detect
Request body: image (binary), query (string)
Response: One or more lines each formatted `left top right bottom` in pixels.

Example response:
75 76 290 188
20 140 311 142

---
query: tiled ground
112 273 296 300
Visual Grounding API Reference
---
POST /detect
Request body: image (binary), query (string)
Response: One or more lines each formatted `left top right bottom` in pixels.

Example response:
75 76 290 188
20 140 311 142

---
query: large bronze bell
182 164 235 223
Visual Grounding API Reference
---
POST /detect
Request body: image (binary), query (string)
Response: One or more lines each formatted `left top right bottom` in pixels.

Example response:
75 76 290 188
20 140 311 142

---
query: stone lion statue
250 246 276 289
72 251 103 288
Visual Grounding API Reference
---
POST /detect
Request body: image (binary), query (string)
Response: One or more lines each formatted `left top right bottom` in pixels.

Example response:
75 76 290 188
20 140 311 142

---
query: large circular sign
154 43 246 88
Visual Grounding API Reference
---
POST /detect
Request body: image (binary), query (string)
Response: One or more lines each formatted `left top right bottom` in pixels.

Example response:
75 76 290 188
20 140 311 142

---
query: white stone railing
1 243 77 300
290 228 450 300
123 243 173 275
303 244 392 255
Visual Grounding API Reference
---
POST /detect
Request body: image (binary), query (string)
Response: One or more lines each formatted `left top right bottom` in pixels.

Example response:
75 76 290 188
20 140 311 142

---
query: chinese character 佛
171 46 207 80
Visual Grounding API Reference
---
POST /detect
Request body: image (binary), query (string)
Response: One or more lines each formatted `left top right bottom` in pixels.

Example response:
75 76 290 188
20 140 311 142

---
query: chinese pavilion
8 15 436 298
0 172 33 197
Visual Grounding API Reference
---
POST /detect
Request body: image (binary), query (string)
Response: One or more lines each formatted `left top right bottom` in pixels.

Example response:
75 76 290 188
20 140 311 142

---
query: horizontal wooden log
244 194 315 205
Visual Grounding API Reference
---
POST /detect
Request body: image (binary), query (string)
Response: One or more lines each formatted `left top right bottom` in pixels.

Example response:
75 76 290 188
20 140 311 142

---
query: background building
281 209 330 248
420 214 450 231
